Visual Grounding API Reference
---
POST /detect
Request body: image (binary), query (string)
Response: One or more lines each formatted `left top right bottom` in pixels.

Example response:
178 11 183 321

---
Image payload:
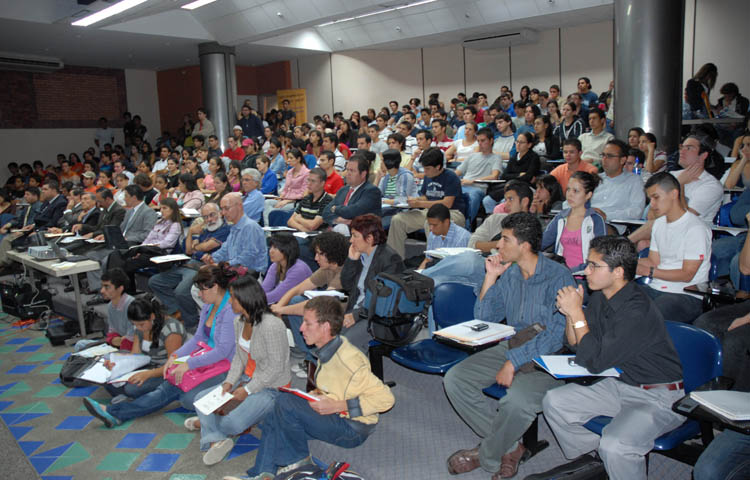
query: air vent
463 29 538 50
0 52 64 73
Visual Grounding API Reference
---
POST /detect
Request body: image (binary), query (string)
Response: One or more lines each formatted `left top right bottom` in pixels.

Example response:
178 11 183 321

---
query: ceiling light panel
71 0 149 27
182 0 218 11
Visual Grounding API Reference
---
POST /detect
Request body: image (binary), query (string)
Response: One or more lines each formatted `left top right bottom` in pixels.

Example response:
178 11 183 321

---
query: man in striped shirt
287 168 332 232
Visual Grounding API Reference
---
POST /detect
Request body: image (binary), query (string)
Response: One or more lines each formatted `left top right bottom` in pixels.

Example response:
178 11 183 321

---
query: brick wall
0 66 127 129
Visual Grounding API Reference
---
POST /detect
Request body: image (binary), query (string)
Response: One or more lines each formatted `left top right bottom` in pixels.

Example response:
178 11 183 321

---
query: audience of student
589 140 646 221
262 234 313 305
529 174 565 215
263 148 310 225
457 127 502 223
418 203 471 270
579 108 615 164
322 154 382 235
287 168 332 232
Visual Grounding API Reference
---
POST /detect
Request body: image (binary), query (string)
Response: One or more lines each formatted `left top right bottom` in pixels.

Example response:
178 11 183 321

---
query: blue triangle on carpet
18 440 45 456
29 442 73 459
0 400 13 411
8 425 33 440
0 412 49 425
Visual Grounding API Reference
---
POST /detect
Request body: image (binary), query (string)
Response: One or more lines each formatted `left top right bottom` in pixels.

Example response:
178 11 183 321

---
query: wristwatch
573 320 587 329
649 266 655 279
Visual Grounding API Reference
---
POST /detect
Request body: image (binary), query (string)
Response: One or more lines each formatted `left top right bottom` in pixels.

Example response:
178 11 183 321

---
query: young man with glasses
588 140 645 222
543 235 684 479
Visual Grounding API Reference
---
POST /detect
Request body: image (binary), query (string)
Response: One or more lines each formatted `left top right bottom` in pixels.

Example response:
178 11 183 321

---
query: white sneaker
295 369 308 379
184 416 200 431
110 394 129 404
203 438 234 465
290 361 306 373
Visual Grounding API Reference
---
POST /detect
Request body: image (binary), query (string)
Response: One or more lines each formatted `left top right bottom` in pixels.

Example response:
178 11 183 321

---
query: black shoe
86 294 108 306
64 285 75 293
523 454 605 480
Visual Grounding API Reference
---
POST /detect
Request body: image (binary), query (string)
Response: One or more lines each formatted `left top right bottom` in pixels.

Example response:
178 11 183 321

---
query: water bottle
634 160 642 176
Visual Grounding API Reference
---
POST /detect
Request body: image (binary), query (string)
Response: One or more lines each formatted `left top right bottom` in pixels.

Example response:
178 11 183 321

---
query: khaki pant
386 208 465 258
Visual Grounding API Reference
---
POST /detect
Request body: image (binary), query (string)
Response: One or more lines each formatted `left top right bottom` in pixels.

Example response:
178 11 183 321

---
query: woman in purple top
262 234 312 304
83 263 239 428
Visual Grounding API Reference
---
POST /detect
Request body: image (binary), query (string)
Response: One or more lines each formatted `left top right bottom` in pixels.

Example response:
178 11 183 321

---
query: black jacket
340 244 404 314
322 181 382 226
34 195 68 229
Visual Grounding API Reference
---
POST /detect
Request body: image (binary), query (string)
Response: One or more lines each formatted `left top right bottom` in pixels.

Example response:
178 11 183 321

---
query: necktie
344 187 354 206
122 209 136 236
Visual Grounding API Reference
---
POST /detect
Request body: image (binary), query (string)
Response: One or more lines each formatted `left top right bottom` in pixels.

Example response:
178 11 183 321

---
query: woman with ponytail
104 294 187 401
84 263 240 428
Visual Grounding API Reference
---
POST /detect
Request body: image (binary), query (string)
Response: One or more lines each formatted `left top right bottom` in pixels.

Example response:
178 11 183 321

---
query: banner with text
276 88 307 124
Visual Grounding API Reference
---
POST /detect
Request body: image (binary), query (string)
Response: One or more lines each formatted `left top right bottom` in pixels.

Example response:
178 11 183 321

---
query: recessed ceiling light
317 0 438 27
182 0 217 10
72 0 149 27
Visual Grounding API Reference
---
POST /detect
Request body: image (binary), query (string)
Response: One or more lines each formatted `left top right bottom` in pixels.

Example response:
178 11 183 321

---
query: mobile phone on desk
470 323 489 332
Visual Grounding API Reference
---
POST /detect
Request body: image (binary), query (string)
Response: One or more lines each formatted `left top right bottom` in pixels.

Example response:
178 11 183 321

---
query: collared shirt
681 169 724 224
122 201 144 235
550 161 600 191
590 171 645 220
281 166 310 200
212 214 268 273
107 293 135 341
260 169 278 195
142 219 182 250
192 220 230 261
575 281 683 386
296 192 332 223
355 249 375 309
243 188 264 222
579 129 615 162
477 254 575 368
426 222 471 251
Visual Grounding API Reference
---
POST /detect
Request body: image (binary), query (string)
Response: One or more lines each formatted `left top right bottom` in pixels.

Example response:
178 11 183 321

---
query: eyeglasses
584 261 609 270
600 153 623 160
200 213 217 220
515 140 527 145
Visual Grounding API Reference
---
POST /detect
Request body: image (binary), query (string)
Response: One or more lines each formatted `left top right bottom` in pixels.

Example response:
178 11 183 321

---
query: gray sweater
226 312 290 393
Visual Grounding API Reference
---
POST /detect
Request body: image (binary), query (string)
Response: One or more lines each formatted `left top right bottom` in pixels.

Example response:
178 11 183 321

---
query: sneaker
295 369 308 379
290 360 306 373
110 394 129 405
277 455 312 474
83 397 121 428
184 416 200 431
203 438 234 465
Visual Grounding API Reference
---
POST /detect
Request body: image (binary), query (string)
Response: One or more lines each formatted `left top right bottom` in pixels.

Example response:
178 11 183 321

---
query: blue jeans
482 194 500 215
195 375 278 450
693 429 750 480
149 267 200 330
712 234 744 285
248 393 375 476
107 373 227 422
423 252 484 332
730 189 750 227
644 287 703 324
286 296 314 361
462 185 485 225
104 376 163 399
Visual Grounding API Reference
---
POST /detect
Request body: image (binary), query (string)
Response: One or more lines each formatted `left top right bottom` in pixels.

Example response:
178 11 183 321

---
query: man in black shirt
287 168 332 232
543 235 684 480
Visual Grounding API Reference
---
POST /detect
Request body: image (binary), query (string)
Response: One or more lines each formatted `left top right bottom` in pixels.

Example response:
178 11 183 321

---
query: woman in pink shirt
262 148 309 226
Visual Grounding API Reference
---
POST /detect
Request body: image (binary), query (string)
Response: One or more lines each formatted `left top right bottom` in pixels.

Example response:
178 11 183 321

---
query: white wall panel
510 28 560 95
297 53 333 118
464 47 510 101
125 69 160 139
560 20 613 99
330 49 423 115
423 44 465 106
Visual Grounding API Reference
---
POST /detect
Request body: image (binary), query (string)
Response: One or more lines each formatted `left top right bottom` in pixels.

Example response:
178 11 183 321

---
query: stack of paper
194 384 235 415
263 226 295 232
690 390 750 421
434 320 515 346
151 254 192 264
73 344 118 357
533 355 621 379
424 247 481 259
181 208 201 217
303 290 347 300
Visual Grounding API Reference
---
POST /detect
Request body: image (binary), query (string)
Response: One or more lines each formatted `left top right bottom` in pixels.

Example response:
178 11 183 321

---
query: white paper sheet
434 320 515 346
303 290 347 300
534 355 621 379
151 254 192 264
193 384 235 416
73 344 118 357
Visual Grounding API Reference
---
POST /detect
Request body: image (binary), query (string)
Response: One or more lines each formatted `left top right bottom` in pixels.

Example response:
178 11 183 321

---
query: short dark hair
357 133 371 144
133 172 153 188
420 147 444 169
562 138 582 151
323 132 338 146
504 180 533 206
588 107 606 120
46 179 60 192
628 148 646 164
304 296 344 336
387 132 406 150
426 203 450 222
124 184 144 200
416 129 433 141
351 214 386 246
476 127 494 140
229 274 270 325
310 231 349 266
606 139 629 157
348 153 370 174
644 171 681 198
500 212 542 253
26 186 41 198
102 268 129 290
589 235 638 281
382 149 402 170
309 167 327 183
431 118 447 129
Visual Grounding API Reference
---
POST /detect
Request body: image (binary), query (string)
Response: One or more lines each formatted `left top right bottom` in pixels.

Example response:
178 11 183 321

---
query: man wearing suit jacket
47 192 100 235
78 188 126 238
322 154 382 235
0 187 42 270
57 187 83 230
30 180 68 230
85 185 157 293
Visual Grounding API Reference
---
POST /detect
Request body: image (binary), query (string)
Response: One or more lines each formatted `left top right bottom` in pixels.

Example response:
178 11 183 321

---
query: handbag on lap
165 341 230 392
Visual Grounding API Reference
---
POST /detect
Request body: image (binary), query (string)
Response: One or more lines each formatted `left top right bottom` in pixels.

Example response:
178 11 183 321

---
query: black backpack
59 341 106 387
363 270 434 346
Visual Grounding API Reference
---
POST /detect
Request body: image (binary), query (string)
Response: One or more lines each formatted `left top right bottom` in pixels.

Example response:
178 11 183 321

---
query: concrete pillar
198 42 237 152
614 0 685 153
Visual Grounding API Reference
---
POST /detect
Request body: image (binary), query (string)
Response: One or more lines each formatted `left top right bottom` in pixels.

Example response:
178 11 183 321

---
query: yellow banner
276 88 307 124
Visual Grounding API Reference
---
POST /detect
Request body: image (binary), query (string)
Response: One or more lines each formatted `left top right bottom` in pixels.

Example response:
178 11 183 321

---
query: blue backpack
363 270 434 346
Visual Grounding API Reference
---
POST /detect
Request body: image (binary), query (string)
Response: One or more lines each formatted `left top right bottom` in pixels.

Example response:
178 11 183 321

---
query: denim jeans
643 287 703 324
148 267 200 330
712 234 744 285
104 376 163 399
462 185 485 226
195 375 278 451
693 429 750 480
482 194 500 215
107 373 227 422
693 301 750 392
730 187 750 228
247 393 375 476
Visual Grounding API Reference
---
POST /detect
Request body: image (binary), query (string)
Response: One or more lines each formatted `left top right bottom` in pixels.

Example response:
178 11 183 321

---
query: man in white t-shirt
677 134 724 223
94 117 115 151
578 108 614 164
152 145 170 173
492 113 516 161
636 172 711 324
457 128 502 222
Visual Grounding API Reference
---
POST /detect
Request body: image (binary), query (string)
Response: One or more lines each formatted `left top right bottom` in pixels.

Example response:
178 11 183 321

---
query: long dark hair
159 197 181 223
128 294 166 349
229 275 269 325
535 174 563 214
193 261 238 292
269 233 300 282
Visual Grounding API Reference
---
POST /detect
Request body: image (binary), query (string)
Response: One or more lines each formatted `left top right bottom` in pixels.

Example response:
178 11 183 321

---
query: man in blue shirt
445 212 575 479
240 168 264 222
386 147 466 258
207 193 267 273
417 203 470 270
148 202 230 331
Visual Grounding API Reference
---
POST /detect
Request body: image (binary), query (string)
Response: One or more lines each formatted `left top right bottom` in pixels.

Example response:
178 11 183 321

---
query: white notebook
434 320 515 346
690 390 750 421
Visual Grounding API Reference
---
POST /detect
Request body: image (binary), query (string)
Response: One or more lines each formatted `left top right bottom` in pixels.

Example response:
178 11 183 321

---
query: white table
7 250 100 336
